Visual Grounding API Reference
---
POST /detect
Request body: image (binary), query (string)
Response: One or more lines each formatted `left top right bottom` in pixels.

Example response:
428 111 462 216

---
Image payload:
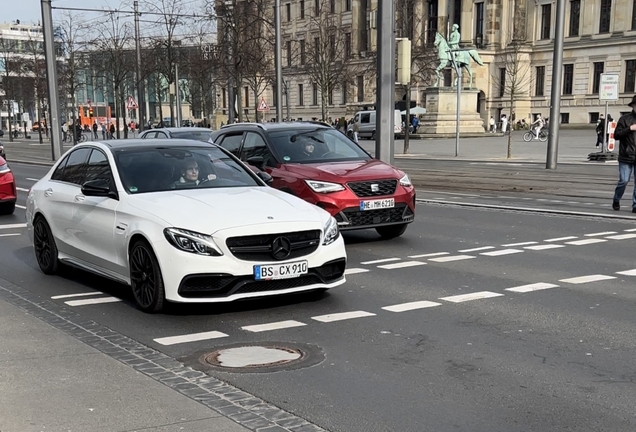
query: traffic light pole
41 0 63 160
134 1 146 131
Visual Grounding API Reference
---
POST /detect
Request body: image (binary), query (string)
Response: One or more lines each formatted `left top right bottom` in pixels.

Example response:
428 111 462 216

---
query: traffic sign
599 73 619 101
608 120 617 151
257 98 270 112
126 95 139 110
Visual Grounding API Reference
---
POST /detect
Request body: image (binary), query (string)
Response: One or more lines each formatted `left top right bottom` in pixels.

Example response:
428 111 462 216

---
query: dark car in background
211 122 416 239
139 127 213 143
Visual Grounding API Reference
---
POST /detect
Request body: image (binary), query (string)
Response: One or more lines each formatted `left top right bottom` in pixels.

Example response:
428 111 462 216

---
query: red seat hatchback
211 123 415 238
0 156 16 215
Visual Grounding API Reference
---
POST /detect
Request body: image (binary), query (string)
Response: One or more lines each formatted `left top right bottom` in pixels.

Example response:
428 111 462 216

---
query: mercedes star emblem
271 236 292 260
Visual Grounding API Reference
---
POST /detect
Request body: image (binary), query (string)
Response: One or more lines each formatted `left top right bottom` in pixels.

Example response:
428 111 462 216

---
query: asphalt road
2 163 636 431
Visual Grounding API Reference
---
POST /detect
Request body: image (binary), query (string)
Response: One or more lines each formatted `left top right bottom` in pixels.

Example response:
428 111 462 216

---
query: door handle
74 195 85 202
44 188 53 197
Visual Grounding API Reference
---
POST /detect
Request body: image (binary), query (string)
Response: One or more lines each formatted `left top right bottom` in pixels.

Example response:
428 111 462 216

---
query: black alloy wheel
34 217 59 274
130 240 165 313
376 224 408 239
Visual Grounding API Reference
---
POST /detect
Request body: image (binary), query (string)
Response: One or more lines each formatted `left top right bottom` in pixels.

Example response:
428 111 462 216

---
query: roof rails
220 122 266 130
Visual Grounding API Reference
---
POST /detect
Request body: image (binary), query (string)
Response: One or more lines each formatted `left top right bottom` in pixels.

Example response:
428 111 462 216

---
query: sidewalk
0 296 248 432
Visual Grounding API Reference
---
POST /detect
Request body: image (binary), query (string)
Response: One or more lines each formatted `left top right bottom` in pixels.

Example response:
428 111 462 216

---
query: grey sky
3 0 119 25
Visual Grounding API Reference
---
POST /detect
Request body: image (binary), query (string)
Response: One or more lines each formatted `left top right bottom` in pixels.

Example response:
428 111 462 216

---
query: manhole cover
205 346 303 368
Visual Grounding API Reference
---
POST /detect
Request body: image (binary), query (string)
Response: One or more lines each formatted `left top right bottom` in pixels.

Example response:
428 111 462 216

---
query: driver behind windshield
172 160 201 187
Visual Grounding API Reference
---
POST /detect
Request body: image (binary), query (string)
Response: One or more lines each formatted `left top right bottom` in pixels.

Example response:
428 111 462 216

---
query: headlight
399 173 412 187
323 216 340 245
305 180 345 193
164 228 223 256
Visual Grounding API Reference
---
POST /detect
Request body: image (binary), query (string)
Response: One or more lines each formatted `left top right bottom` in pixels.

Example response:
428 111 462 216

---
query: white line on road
616 269 636 276
382 301 442 312
0 223 27 230
345 268 369 275
52 291 103 300
524 244 566 251
565 239 608 246
545 236 578 242
440 291 504 303
566 202 579 204
408 252 449 258
584 231 618 237
154 331 229 346
312 311 376 323
502 241 538 247
549 200 564 203
458 246 495 253
242 320 306 333
360 257 400 265
480 249 524 256
378 261 425 270
605 233 636 240
16 187 29 192
624 228 636 232
505 283 559 293
65 296 122 306
559 275 616 284
0 233 20 237
429 255 476 263
26 178 40 182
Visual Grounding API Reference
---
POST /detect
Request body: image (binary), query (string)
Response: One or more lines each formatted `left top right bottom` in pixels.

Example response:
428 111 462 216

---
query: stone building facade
218 0 636 125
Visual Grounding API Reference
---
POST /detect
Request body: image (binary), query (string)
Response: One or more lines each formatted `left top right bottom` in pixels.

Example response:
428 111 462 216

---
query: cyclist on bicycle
531 114 545 140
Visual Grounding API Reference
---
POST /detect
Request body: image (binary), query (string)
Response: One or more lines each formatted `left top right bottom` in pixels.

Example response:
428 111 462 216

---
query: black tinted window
60 148 91 185
141 131 156 139
218 133 243 155
51 155 70 181
171 131 213 142
242 133 275 167
155 131 168 138
360 113 371 124
85 150 113 185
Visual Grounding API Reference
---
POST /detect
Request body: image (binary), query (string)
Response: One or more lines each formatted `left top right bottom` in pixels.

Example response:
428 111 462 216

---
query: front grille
347 179 397 197
226 230 321 261
178 259 346 298
339 203 411 228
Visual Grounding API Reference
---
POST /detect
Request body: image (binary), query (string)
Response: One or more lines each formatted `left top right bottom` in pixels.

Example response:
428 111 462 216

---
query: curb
395 155 618 165
417 198 636 221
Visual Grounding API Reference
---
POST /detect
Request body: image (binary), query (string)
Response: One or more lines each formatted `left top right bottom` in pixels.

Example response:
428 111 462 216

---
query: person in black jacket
612 95 636 212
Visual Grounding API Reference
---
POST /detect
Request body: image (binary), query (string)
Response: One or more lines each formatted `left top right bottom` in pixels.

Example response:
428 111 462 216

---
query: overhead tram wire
50 5 216 19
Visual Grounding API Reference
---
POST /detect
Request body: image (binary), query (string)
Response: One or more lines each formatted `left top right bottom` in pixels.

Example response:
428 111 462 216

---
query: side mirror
246 156 265 170
256 170 273 184
81 179 118 199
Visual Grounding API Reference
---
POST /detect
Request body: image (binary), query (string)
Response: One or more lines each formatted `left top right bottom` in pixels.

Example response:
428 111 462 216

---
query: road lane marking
502 241 538 247
549 200 563 203
545 236 578 242
242 320 306 333
0 223 27 230
408 252 449 258
565 239 608 246
524 244 565 251
440 291 504 303
65 296 122 306
52 291 103 300
16 187 29 192
605 233 636 240
624 228 636 232
480 249 524 256
26 178 40 182
616 269 636 276
0 233 21 237
585 231 618 237
360 257 400 265
154 331 229 346
429 255 475 263
505 283 559 293
458 246 495 253
378 261 425 269
312 311 376 323
345 268 369 275
382 301 442 312
559 275 616 284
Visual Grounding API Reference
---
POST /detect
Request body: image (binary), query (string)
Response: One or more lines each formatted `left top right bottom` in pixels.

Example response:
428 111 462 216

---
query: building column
485 0 503 49
460 0 473 46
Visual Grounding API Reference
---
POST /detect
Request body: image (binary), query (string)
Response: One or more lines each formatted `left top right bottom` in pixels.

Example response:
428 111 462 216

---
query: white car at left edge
26 139 347 313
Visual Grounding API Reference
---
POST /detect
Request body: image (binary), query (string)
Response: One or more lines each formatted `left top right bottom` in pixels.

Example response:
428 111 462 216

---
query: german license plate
254 260 308 280
360 198 395 211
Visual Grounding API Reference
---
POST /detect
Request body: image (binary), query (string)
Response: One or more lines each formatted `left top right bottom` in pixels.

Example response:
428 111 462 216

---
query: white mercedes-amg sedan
26 140 346 313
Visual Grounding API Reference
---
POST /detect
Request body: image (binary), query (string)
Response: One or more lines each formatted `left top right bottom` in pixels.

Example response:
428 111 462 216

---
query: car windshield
171 130 213 142
268 128 371 164
115 146 261 194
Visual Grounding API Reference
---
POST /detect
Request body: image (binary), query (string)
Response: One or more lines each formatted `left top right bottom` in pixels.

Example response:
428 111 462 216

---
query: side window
360 113 370 124
218 133 243 156
141 131 156 139
241 132 275 167
155 131 168 138
354 114 360 123
84 150 113 185
60 148 91 185
51 155 70 181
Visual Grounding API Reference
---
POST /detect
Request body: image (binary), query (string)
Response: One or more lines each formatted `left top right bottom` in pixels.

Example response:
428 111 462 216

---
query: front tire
0 201 15 215
376 224 408 239
33 217 59 275
129 240 165 313
522 132 532 142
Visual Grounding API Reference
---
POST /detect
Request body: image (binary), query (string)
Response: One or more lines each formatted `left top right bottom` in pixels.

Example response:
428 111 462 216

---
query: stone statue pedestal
420 87 485 134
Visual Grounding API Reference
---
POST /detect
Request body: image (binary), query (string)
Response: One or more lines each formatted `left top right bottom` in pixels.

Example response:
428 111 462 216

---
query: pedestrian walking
61 122 67 142
501 114 508 134
101 123 106 140
489 116 495 133
109 123 115 139
611 95 636 213
596 114 605 148
352 120 359 143
92 121 98 139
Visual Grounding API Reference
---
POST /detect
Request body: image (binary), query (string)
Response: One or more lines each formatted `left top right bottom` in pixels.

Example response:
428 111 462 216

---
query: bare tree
303 0 355 120
491 36 532 159
0 38 26 142
243 28 274 122
24 33 48 143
